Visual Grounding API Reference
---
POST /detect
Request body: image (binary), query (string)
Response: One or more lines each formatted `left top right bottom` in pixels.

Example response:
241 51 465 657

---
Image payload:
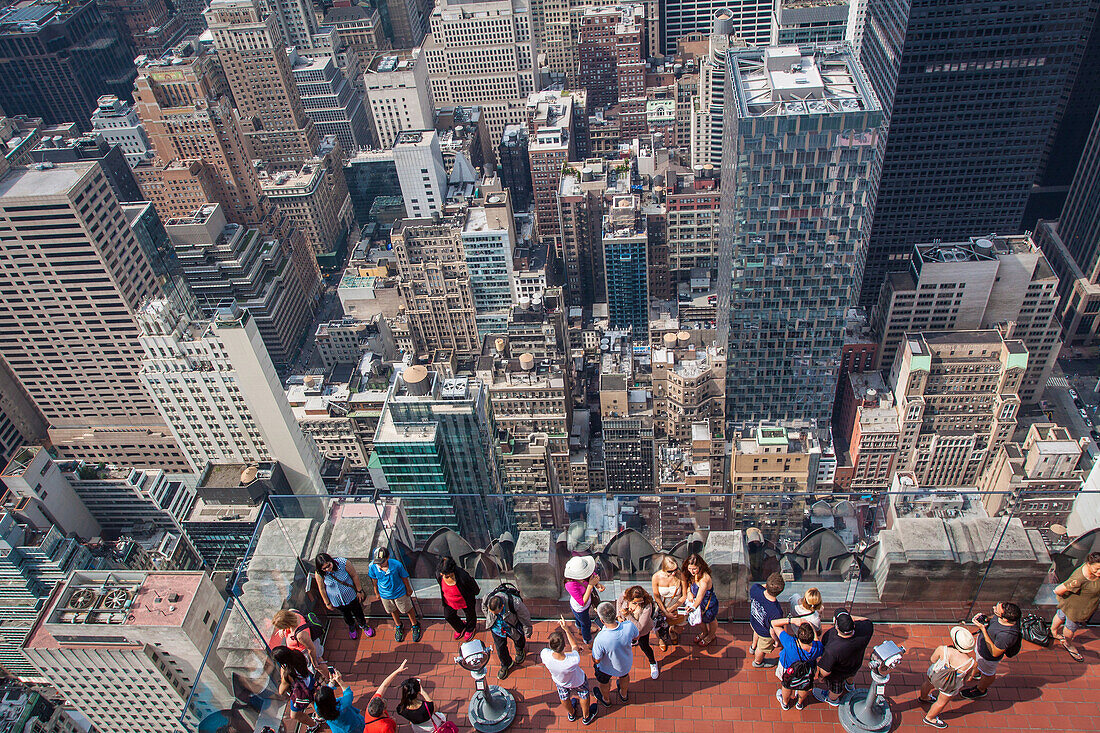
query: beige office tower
393 206 481 357
730 424 823 543
0 161 187 470
892 331 1026 488
205 0 319 166
133 42 268 225
22 571 235 733
689 12 739 167
137 299 325 494
651 333 726 442
872 235 1061 404
259 0 320 48
424 0 539 141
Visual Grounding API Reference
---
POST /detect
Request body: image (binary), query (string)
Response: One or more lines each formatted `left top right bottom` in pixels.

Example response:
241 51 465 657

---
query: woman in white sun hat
564 555 604 645
918 625 976 729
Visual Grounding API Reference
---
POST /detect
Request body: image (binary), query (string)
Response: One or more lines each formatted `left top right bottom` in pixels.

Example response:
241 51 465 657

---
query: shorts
825 673 852 695
555 681 590 701
594 666 623 684
381 595 413 614
974 652 1001 677
752 631 776 653
1056 608 1086 633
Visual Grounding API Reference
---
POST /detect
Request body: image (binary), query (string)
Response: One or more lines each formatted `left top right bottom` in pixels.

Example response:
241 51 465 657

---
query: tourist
749 572 786 666
396 677 450 732
363 659 409 733
617 584 668 679
564 555 604 645
541 619 597 725
683 553 719 647
272 609 328 680
960 602 1021 699
788 587 823 633
273 645 321 731
813 610 874 706
482 583 533 679
591 601 638 707
769 616 823 711
918 625 976 729
436 557 480 642
651 554 686 648
1051 551 1100 662
313 668 365 733
314 553 374 640
367 547 421 642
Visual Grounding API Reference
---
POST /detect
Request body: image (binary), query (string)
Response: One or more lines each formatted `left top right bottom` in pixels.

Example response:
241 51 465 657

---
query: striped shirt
321 557 359 606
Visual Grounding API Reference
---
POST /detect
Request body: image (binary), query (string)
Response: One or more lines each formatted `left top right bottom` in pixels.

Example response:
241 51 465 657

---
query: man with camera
959 602 1021 700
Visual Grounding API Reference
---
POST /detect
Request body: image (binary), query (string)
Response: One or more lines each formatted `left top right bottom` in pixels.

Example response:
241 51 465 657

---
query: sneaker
394 625 405 642
363 624 375 638
776 689 791 711
616 687 628 703
454 630 464 640
813 688 841 707
463 631 475 642
752 658 779 668
582 706 598 725
567 700 579 722
592 687 611 707
650 663 659 680
923 717 948 729
497 663 512 680
349 627 358 640
516 648 526 664
305 725 324 733
795 697 806 711
412 624 423 643
960 687 986 700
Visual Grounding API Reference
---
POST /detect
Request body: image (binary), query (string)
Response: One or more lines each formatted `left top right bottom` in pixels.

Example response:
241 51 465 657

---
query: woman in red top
436 557 480 641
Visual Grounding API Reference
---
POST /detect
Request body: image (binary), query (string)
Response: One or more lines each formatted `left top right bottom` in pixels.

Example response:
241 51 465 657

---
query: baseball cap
833 610 855 635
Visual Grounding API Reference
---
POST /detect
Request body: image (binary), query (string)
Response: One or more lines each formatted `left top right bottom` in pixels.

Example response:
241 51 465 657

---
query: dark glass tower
858 0 1099 306
0 1 137 130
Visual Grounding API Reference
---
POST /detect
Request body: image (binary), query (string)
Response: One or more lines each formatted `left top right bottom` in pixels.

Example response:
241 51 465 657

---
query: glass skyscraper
717 44 885 426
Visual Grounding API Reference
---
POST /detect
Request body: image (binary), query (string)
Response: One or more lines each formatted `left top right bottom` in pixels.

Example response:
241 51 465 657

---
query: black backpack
781 644 816 691
290 608 325 641
488 582 523 615
1020 614 1052 647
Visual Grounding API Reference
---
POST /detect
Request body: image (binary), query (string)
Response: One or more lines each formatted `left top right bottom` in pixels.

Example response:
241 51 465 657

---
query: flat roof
0 161 93 200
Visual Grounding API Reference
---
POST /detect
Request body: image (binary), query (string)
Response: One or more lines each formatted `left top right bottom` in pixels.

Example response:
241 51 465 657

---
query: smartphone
327 664 336 676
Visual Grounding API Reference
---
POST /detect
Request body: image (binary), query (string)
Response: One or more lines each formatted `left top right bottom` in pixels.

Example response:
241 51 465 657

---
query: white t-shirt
541 648 586 688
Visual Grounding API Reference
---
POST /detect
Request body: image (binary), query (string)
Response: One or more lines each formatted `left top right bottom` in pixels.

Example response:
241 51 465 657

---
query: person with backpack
272 609 329 682
482 582 533 680
813 610 873 706
918 626 976 729
436 557 480 642
368 546 422 642
769 615 822 711
363 659 409 733
313 668 364 733
273 645 322 732
1051 551 1100 662
396 676 456 732
314 553 374 640
959 601 1022 700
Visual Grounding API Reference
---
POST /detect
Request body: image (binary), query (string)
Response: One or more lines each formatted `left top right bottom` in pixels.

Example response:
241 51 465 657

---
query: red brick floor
307 618 1100 732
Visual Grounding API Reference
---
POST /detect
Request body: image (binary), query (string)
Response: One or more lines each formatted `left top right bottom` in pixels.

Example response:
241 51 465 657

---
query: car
1080 408 1089 419
1091 429 1100 441
1069 388 1080 400
1088 418 1095 428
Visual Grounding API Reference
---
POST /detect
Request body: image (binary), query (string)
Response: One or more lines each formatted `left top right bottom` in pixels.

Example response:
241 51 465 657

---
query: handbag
687 606 702 626
430 711 459 733
1021 613 1053 647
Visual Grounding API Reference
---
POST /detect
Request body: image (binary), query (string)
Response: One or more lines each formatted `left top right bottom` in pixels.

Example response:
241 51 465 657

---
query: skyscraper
0 161 187 470
603 194 650 335
392 129 448 218
463 190 519 336
99 0 187 56
372 367 506 544
1036 109 1100 346
290 51 372 153
858 0 1097 306
205 0 320 166
0 1 136 129
717 45 884 426
137 299 325 493
364 51 436 150
664 1 771 53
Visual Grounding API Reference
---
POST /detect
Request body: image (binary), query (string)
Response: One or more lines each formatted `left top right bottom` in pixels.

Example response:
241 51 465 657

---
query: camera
973 613 990 626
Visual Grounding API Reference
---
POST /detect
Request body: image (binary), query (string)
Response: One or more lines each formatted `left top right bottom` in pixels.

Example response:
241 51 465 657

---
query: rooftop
317 619 1099 733
0 160 92 199
728 45 880 118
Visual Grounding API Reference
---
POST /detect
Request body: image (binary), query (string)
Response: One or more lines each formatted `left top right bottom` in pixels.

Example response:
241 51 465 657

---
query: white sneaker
650 663 659 679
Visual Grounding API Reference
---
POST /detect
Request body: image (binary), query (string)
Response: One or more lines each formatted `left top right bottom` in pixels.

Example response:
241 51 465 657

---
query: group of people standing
267 548 1100 732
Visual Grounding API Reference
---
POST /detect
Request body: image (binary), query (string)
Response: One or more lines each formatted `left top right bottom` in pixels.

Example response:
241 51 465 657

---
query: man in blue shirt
367 547 421 642
749 572 786 668
591 601 639 707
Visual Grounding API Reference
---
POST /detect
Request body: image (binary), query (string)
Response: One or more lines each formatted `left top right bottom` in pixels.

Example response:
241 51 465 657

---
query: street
1044 358 1100 445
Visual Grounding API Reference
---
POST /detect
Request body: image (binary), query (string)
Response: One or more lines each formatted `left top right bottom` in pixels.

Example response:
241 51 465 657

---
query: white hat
950 625 975 653
564 555 596 580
